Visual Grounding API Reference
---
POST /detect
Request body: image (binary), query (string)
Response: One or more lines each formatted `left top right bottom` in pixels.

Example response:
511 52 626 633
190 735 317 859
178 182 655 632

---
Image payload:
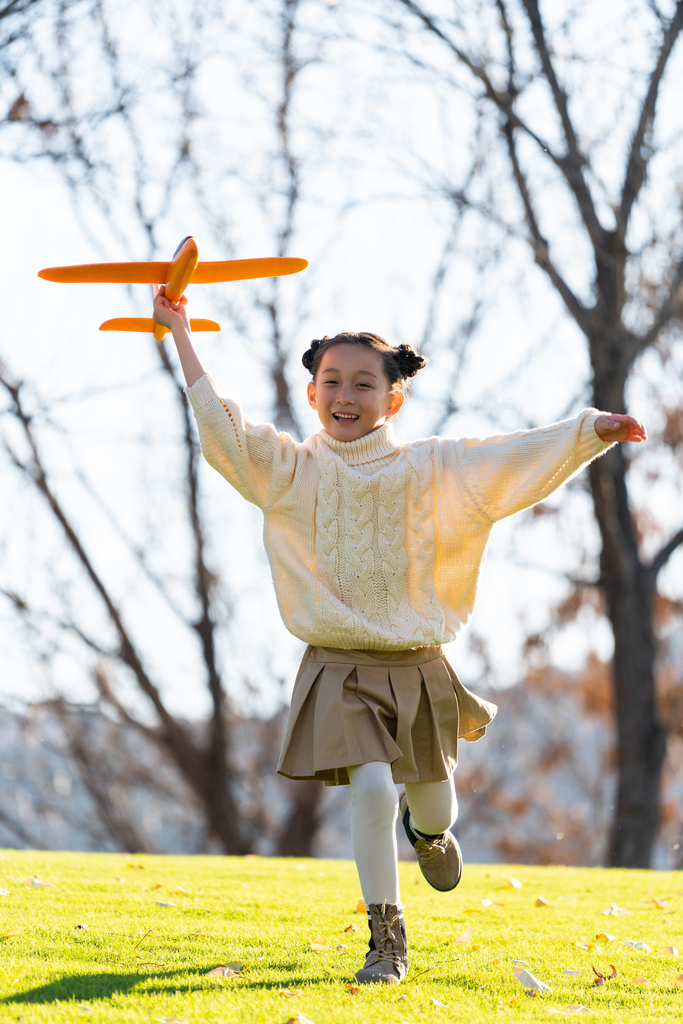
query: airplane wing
39 263 170 284
39 256 308 285
191 257 308 282
100 318 220 334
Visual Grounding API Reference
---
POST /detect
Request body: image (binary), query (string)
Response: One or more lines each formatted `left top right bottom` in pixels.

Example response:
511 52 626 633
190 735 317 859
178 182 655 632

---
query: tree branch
0 369 208 791
502 119 592 336
650 528 683 578
519 0 604 249
620 1 683 232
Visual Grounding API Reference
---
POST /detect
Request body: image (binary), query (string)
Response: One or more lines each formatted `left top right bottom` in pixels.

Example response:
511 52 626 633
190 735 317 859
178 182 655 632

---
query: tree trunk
588 446 667 866
277 780 324 856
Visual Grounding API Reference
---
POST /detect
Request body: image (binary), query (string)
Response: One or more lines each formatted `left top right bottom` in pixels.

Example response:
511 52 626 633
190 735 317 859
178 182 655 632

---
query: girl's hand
153 285 190 332
594 413 647 444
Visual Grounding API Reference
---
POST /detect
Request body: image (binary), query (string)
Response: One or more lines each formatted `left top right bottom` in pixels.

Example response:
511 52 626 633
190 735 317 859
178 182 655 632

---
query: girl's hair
301 332 427 390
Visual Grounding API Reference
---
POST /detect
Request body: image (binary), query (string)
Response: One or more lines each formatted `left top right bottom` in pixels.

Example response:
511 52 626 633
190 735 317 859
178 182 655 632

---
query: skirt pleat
277 645 497 787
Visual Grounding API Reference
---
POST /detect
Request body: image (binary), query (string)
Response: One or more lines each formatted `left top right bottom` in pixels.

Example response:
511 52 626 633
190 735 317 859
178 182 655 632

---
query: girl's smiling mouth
333 413 359 420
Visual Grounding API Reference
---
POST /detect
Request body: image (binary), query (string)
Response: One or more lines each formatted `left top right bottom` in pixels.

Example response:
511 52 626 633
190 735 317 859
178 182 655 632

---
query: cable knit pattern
186 373 613 650
405 444 444 640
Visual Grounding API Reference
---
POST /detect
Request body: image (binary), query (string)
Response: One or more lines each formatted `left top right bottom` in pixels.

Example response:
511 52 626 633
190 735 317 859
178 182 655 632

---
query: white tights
347 760 458 906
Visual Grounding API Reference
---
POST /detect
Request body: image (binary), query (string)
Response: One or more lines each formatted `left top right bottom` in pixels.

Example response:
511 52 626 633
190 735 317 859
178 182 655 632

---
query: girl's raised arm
153 286 206 386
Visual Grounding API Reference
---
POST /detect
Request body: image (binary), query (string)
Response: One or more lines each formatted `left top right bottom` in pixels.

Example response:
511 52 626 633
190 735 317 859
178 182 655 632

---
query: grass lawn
0 850 682 1022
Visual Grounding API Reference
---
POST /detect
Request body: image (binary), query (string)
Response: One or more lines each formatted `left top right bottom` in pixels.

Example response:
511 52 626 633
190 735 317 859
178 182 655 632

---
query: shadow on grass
3 968 200 1005
3 969 344 1004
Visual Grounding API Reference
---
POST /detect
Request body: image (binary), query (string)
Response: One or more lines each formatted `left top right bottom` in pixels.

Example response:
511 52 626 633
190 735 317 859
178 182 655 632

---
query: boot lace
366 908 400 965
415 833 448 861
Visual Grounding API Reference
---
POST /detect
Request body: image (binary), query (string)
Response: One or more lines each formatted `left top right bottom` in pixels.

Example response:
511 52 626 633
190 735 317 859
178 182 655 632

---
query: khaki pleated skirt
277 645 498 787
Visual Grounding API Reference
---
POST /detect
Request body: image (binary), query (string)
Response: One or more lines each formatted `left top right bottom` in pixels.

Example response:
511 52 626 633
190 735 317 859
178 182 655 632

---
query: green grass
0 850 682 1023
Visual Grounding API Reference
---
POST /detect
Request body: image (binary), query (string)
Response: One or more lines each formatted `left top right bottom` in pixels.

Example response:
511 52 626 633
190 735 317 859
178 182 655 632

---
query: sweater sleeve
452 409 612 523
185 373 299 510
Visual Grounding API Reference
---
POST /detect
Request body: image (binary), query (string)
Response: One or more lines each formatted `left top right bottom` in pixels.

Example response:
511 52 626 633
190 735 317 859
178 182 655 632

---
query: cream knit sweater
187 373 611 651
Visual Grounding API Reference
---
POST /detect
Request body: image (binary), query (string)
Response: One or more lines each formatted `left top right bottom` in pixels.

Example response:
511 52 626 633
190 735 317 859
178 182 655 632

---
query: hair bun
394 343 427 379
302 336 329 373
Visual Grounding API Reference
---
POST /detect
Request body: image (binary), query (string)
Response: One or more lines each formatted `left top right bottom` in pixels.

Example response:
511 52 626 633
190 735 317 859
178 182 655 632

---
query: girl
153 287 646 986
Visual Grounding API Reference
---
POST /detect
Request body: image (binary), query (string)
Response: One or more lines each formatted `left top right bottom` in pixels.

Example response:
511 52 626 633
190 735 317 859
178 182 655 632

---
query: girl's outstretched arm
153 286 206 386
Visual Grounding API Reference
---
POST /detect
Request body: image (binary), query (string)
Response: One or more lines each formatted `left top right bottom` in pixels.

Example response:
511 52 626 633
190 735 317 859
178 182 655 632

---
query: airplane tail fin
99 317 220 335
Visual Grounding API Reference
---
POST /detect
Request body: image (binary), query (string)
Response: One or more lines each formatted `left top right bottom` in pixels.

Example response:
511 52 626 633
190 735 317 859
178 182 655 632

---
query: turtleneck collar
319 420 400 465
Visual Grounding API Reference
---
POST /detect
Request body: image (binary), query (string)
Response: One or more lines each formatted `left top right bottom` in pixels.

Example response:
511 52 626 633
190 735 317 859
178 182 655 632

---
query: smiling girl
154 288 646 986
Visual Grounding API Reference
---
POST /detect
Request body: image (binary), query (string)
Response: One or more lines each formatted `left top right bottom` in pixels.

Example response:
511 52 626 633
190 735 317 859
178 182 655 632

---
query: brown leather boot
354 901 408 984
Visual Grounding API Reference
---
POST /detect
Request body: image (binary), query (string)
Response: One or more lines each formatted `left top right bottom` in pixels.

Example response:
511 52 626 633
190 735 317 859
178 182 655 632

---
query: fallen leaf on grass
347 985 360 994
674 974 683 988
23 876 50 887
622 940 651 951
662 946 679 956
115 877 126 883
75 923 89 930
592 965 617 986
471 943 487 952
281 1015 316 1024
508 997 518 1005
0 888 9 896
155 901 178 908
310 937 329 951
535 896 553 908
154 1018 187 1023
499 875 522 889
277 989 302 997
481 898 495 908
563 970 584 976
174 886 189 894
356 899 366 913
651 898 667 909
430 996 447 1007
343 924 357 933
335 944 345 950
224 961 242 971
206 966 237 978
602 903 630 916
454 927 474 945
76 1006 92 1013
632 975 651 987
512 966 552 993
1 928 21 939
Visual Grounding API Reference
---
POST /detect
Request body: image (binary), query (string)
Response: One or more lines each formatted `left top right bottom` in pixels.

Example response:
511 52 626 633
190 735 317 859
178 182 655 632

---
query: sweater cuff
184 372 220 412
579 410 615 460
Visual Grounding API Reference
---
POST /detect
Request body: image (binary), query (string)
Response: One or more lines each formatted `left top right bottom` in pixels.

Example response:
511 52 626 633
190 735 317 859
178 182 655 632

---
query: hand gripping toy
38 236 308 340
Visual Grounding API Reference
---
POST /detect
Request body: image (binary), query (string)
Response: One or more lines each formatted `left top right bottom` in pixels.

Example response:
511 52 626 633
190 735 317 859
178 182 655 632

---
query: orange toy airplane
38 236 308 341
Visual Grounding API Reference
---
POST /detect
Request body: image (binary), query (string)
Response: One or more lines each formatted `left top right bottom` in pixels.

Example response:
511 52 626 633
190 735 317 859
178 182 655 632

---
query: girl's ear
386 391 405 417
307 381 318 409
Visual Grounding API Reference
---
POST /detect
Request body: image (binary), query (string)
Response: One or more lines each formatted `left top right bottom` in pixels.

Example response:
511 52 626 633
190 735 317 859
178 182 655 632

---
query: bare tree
0 0 331 854
379 0 683 865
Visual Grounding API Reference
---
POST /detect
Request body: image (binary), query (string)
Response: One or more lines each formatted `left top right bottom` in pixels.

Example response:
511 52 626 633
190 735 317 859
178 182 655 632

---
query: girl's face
307 343 404 441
